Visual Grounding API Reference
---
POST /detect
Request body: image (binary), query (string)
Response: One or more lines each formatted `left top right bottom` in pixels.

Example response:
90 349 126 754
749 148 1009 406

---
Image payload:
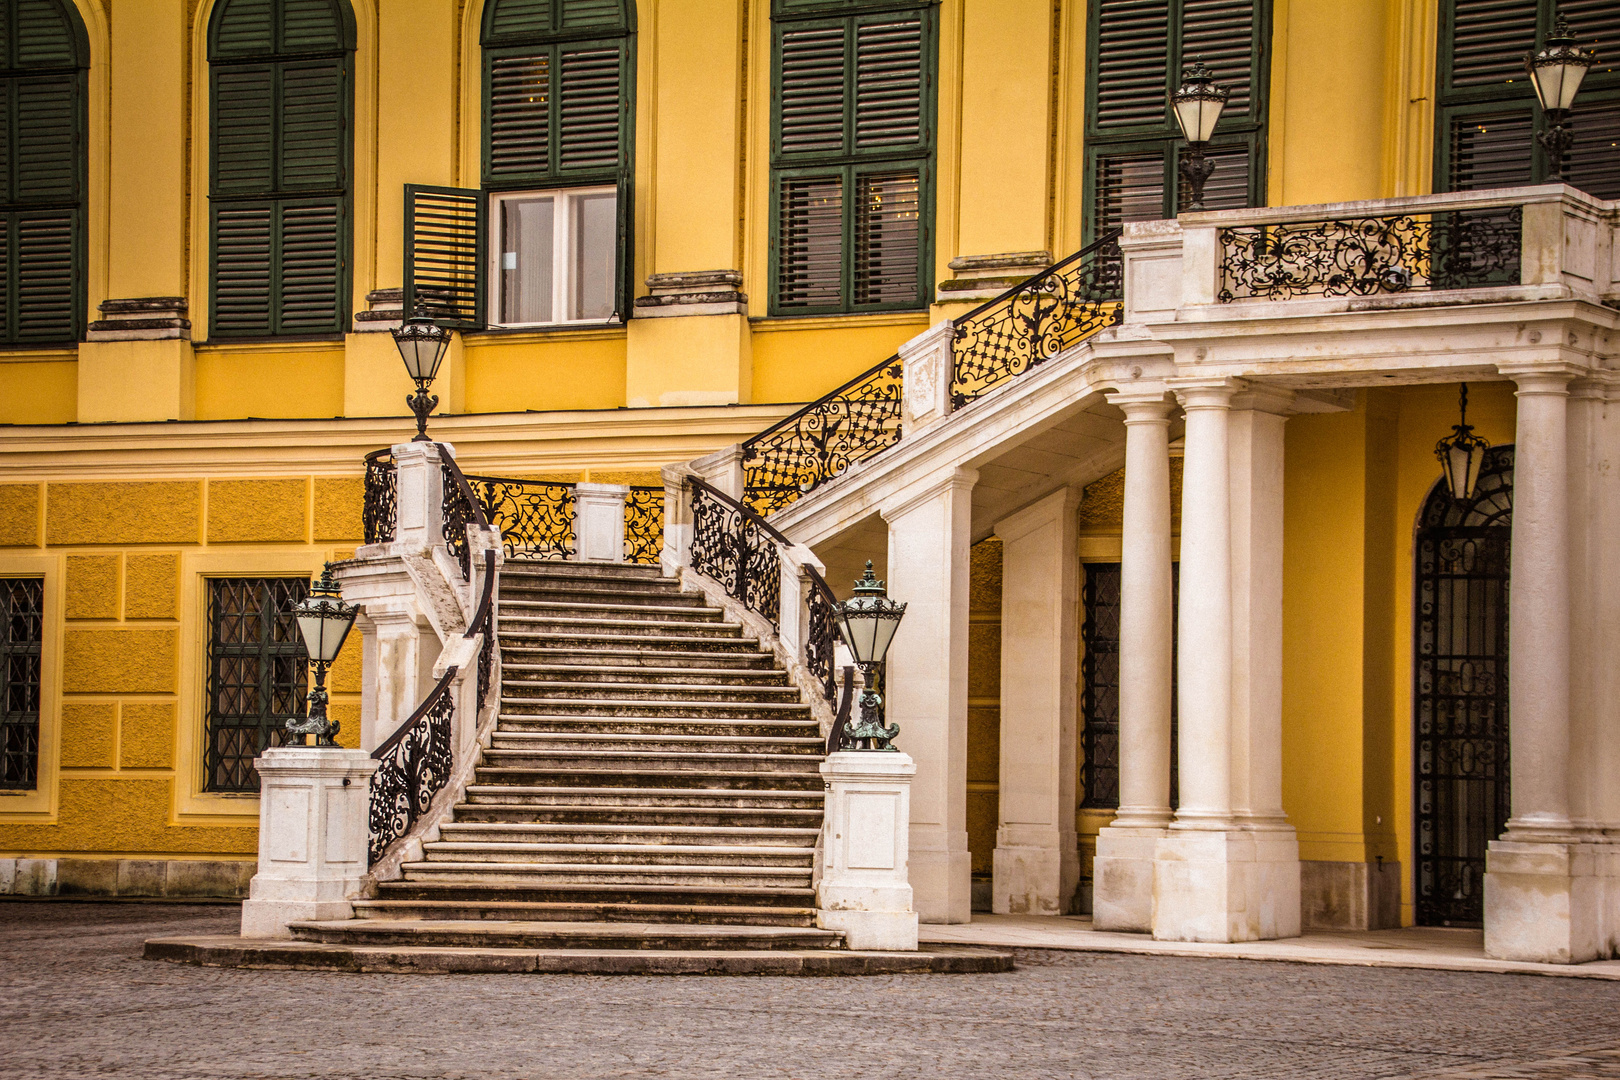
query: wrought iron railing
1217 206 1523 302
688 476 784 630
626 486 664 565
441 453 492 581
949 230 1124 410
805 566 838 704
741 355 905 516
363 449 397 544
464 474 576 563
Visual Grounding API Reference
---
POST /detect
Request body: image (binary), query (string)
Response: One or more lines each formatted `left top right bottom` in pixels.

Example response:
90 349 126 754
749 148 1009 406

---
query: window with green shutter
1436 0 1620 199
207 0 355 339
1083 0 1269 241
0 0 88 347
769 0 936 316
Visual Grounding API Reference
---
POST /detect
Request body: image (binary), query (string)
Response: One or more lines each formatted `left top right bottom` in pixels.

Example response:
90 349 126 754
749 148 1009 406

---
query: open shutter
853 169 920 306
614 168 632 321
1094 150 1165 235
403 184 485 328
558 43 622 172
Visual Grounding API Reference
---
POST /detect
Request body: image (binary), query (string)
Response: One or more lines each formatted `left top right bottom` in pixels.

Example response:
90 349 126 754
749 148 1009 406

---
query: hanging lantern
1434 383 1490 502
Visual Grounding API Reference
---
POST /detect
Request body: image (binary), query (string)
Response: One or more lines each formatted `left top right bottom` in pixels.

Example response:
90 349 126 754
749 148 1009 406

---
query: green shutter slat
558 45 621 171
487 0 552 40
403 184 484 327
212 201 274 335
0 218 8 341
1095 0 1169 128
278 199 342 331
1448 0 1539 89
281 0 344 53
777 173 843 309
0 82 8 204
1447 108 1535 190
560 0 622 30
1566 97 1620 200
211 0 275 58
854 17 922 149
1095 151 1166 235
1177 143 1249 211
488 51 552 178
280 60 344 188
1182 0 1253 120
15 0 77 67
14 76 76 201
1561 0 1620 82
853 170 918 306
14 208 76 342
779 25 846 154
213 64 275 193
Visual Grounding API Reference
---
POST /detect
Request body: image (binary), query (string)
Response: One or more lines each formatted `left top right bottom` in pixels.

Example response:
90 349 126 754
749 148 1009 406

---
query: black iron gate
1413 445 1513 927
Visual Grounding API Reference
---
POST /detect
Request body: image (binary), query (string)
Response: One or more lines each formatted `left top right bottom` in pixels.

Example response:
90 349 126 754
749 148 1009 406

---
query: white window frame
487 185 618 329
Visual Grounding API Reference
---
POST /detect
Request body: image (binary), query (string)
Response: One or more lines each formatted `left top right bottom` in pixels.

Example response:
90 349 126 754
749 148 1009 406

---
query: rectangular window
1080 562 1177 811
770 2 936 315
1084 0 1269 240
0 579 44 791
205 578 309 794
489 185 617 327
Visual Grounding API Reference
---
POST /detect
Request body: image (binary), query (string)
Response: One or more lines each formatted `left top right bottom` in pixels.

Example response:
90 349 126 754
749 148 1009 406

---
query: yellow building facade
2 0 1617 930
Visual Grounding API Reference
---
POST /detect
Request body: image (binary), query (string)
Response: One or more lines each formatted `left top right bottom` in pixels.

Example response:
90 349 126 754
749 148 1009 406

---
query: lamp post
1172 60 1230 212
392 317 452 441
833 562 907 751
285 564 359 747
1434 383 1491 502
1525 14 1596 182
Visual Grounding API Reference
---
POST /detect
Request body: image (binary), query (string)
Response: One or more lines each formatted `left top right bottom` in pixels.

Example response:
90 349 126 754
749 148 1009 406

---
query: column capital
1106 388 1176 423
1497 363 1583 393
1168 376 1247 411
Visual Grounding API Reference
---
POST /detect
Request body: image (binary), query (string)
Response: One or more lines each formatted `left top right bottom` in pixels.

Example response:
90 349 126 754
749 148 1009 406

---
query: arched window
1436 0 1619 198
207 0 355 338
480 0 634 326
0 0 89 346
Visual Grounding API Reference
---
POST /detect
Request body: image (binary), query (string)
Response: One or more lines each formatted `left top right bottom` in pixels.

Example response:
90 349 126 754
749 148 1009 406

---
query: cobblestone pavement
2 902 1617 1080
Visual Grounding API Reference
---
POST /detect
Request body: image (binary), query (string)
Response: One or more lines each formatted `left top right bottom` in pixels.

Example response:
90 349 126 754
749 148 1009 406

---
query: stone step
351 897 821 927
493 717 821 739
501 562 670 583
499 600 724 623
490 732 823 755
499 680 804 704
420 842 814 867
469 767 824 792
497 699 812 719
387 873 816 899
460 785 822 815
454 807 822 830
501 645 776 668
478 748 823 772
502 632 764 653
286 919 843 951
436 822 820 847
506 663 791 687
499 615 747 640
500 584 707 607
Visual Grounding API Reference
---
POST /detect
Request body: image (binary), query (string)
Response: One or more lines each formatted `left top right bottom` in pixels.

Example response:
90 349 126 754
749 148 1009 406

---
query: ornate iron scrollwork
368 670 456 863
805 568 838 704
464 475 576 563
689 477 783 630
950 231 1124 411
362 450 397 544
741 357 906 516
625 486 665 565
1218 206 1522 302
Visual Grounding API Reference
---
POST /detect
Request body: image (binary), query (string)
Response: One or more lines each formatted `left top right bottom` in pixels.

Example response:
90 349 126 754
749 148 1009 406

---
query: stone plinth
574 483 630 562
1151 827 1301 943
1484 839 1607 964
817 751 920 951
240 748 380 939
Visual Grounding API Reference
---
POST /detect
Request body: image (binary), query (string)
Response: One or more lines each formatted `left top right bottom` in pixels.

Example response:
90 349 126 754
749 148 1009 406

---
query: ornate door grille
1 578 44 790
1081 562 1177 810
205 578 309 793
1414 445 1512 927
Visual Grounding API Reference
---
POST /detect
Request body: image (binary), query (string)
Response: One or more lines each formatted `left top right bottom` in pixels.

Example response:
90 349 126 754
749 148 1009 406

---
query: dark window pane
1096 152 1166 234
0 578 44 790
1448 109 1535 191
205 577 310 793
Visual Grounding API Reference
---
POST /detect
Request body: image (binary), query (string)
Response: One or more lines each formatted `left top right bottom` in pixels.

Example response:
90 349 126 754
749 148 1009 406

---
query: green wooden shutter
1182 0 1255 118
281 0 344 52
16 0 80 67
13 76 75 200
1564 98 1620 199
1445 0 1539 90
277 199 343 331
853 169 919 305
1095 150 1166 235
1094 0 1169 129
403 184 485 328
777 173 844 310
13 209 74 342
212 64 275 194
558 44 622 172
210 0 275 57
487 50 553 181
854 16 923 148
779 24 846 154
561 0 621 29
211 202 275 335
489 0 552 39
279 60 345 189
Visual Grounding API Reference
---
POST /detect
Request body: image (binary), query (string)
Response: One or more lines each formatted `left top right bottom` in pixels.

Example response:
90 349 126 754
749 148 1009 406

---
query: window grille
0 578 43 790
204 577 310 793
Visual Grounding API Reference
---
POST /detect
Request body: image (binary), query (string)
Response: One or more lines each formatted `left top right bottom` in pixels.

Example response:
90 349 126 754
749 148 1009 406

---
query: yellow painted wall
193 348 347 421
0 359 77 425
750 315 930 406
462 331 629 414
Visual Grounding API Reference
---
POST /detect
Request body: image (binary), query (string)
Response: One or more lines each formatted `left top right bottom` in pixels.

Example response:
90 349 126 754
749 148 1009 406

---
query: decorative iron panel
742 354 904 515
204 577 309 793
689 478 782 630
805 567 839 704
625 486 664 565
1415 444 1512 927
465 474 576 563
950 231 1123 410
0 577 44 790
362 448 397 543
368 671 455 863
1217 206 1522 302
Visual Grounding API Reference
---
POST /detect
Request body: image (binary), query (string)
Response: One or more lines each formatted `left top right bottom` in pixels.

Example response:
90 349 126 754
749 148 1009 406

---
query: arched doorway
1413 444 1513 926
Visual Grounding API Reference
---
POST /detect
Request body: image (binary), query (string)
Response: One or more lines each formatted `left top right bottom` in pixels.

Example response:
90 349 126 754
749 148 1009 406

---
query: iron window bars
204 577 310 793
0 578 44 790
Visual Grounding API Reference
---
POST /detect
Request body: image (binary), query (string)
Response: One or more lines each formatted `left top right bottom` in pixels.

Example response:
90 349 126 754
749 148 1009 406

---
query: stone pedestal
1093 827 1166 932
1151 827 1301 943
240 748 380 939
573 483 630 562
817 751 919 951
1484 840 1607 964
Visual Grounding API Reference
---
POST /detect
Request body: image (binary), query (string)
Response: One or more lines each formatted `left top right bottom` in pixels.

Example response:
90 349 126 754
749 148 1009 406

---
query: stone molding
936 250 1051 305
354 288 404 332
85 297 191 341
633 270 747 318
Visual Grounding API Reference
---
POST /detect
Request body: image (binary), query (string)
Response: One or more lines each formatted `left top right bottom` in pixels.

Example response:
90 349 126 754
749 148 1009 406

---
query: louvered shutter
212 65 275 194
14 76 75 201
561 0 621 29
279 60 345 189
487 51 552 181
854 17 923 148
1095 151 1166 235
1447 108 1535 190
1445 0 1539 89
210 0 275 58
212 202 275 335
1182 0 1255 118
777 174 844 310
278 199 343 331
853 170 919 306
13 210 74 342
1565 98 1620 200
488 0 552 39
403 184 486 328
15 0 77 66
1176 143 1250 211
558 44 622 172
1094 0 1169 129
779 25 846 154
281 0 344 52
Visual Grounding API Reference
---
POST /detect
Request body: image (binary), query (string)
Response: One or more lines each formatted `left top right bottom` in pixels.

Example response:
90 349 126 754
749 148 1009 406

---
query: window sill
750 310 932 333
461 324 627 346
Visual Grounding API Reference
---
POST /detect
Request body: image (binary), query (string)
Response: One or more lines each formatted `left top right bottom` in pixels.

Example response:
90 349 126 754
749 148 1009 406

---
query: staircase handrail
362 448 398 544
441 449 493 581
687 475 788 631
803 565 839 705
368 666 457 863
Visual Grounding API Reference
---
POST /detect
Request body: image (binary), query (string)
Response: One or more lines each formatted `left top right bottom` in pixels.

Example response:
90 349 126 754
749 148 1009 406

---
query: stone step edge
441 823 821 837
461 784 823 799
421 843 814 856
143 937 1015 976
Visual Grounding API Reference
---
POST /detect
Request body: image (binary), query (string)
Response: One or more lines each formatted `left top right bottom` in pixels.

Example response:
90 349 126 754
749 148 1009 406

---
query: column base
241 897 356 940
1484 839 1611 964
1093 825 1167 932
910 839 972 924
1151 827 1301 942
991 841 1080 916
817 909 920 951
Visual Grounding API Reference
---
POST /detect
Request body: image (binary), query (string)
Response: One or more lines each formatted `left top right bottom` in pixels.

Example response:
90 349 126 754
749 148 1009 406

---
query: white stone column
991 487 1081 916
883 468 976 923
241 748 380 938
1093 392 1175 931
1485 366 1605 964
573 482 630 563
817 751 920 950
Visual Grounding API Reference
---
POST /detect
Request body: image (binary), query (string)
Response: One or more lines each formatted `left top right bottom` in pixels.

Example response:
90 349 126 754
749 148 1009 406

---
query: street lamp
1434 384 1490 502
1172 59 1230 212
285 564 359 747
833 562 907 751
1525 13 1596 182
392 317 452 441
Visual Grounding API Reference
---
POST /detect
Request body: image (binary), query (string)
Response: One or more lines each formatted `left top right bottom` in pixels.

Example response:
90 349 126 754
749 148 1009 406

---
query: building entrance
1413 445 1513 926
